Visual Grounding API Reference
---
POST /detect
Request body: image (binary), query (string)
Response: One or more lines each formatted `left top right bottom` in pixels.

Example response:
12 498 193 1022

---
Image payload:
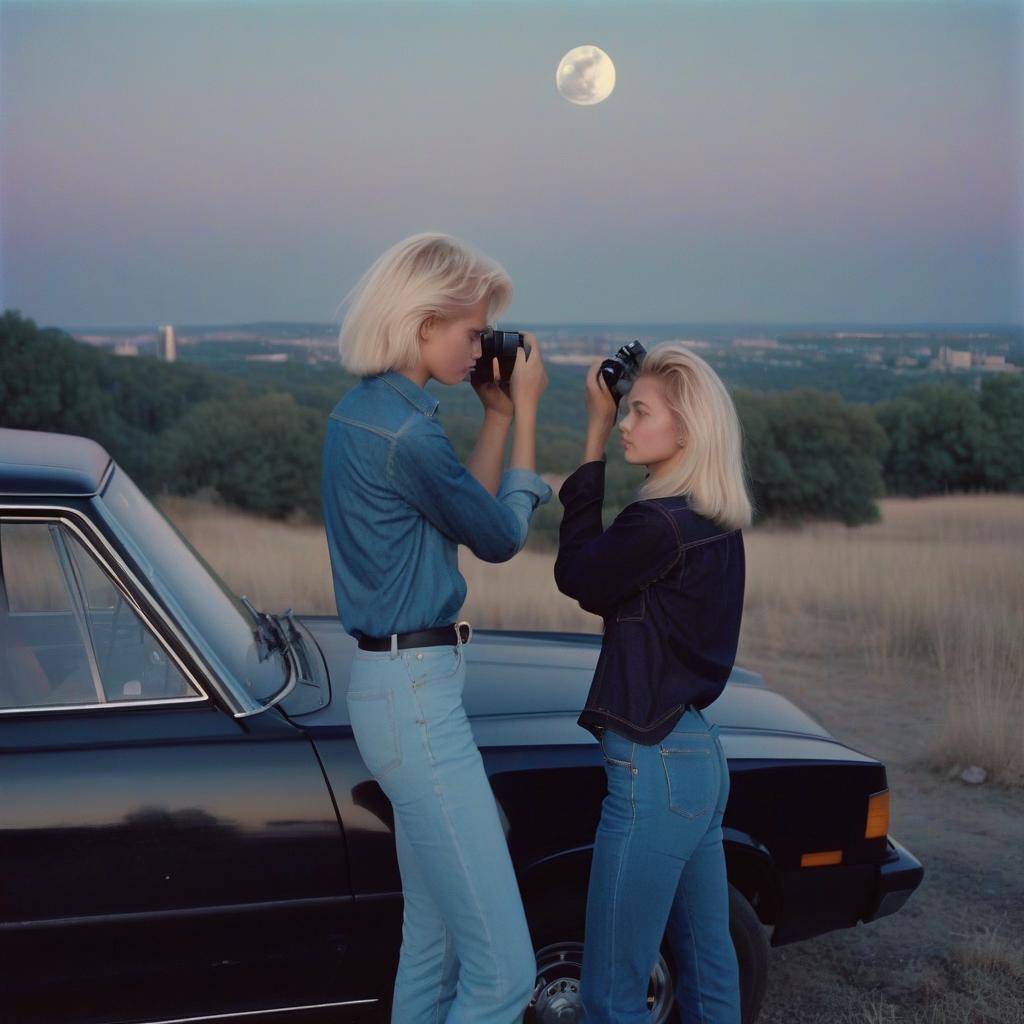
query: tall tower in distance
156 325 177 363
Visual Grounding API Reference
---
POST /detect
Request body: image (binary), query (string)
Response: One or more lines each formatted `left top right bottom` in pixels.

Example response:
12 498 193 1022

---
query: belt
357 620 473 653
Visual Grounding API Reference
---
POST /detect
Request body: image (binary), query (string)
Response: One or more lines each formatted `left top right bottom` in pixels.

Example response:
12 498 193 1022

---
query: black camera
471 328 527 390
598 340 647 405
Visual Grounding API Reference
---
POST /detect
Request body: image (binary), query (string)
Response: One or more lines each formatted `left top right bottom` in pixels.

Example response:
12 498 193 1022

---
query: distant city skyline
2 0 1021 328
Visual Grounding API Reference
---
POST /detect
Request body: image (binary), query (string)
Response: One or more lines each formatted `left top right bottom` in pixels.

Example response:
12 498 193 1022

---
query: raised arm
554 457 680 614
389 418 551 563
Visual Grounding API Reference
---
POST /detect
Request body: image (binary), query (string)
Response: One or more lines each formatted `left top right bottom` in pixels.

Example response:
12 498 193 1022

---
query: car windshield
95 465 289 713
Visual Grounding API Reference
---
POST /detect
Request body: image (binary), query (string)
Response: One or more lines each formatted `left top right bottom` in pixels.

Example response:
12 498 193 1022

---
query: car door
0 514 372 1024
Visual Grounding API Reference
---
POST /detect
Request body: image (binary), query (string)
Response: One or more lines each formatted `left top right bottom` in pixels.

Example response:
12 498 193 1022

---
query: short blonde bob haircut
337 232 513 376
634 343 754 531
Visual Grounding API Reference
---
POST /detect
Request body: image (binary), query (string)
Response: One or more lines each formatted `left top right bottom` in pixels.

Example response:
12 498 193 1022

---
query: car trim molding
135 999 379 1023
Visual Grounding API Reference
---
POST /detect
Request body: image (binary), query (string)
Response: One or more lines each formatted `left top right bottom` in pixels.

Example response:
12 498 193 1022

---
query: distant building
975 353 1006 368
934 345 971 370
156 325 177 363
245 353 289 363
113 342 139 357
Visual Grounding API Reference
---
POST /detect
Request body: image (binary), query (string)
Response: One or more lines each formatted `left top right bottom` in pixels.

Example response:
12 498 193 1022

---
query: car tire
525 882 768 1024
731 881 769 1024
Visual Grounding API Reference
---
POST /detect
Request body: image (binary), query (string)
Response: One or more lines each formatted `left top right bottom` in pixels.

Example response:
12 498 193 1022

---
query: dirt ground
737 630 1024 1024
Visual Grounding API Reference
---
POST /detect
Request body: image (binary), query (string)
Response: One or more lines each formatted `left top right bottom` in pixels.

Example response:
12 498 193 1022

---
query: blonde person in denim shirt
321 233 551 1024
555 344 753 1023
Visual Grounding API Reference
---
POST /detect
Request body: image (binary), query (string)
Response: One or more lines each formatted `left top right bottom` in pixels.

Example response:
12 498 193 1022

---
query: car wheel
525 883 768 1024
659 882 769 1024
525 891 675 1024
731 881 769 1024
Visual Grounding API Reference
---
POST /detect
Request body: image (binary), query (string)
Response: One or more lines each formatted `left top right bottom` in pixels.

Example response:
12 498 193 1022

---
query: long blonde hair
337 232 513 376
635 343 754 530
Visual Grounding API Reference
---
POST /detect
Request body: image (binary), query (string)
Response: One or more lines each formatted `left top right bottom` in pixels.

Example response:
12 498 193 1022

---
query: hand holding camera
581 340 647 461
587 340 647 424
585 356 618 430
471 328 526 389
598 340 646 406
470 328 548 414
508 333 547 412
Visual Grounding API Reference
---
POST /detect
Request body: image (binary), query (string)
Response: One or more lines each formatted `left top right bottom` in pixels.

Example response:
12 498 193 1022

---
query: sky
1 0 1022 328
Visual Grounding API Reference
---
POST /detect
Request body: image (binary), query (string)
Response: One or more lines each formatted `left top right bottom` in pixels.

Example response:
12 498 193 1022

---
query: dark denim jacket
554 456 745 745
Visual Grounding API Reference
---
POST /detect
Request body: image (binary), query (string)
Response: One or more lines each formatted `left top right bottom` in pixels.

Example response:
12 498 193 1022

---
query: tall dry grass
741 496 1024 788
159 493 1024 789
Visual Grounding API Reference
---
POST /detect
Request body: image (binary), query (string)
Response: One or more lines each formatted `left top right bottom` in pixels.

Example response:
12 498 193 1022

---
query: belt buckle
454 620 473 645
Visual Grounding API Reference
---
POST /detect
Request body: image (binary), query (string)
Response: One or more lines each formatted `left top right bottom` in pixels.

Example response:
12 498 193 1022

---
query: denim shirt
554 456 745 744
321 370 553 641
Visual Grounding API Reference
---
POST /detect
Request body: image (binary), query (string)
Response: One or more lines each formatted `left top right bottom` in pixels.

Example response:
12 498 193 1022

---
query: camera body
599 340 647 404
471 328 526 390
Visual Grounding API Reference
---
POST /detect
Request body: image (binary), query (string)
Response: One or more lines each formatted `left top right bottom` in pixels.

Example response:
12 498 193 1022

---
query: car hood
297 616 840 746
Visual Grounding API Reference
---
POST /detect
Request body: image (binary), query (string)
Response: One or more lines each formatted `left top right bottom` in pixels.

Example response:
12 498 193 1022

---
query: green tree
875 383 999 495
977 375 1024 492
156 393 325 519
1 309 119 444
734 389 888 525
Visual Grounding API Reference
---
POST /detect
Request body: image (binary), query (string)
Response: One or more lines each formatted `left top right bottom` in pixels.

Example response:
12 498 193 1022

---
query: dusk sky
2 0 1021 328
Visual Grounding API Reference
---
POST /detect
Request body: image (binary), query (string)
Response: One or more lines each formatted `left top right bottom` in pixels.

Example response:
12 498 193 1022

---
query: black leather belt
357 620 473 652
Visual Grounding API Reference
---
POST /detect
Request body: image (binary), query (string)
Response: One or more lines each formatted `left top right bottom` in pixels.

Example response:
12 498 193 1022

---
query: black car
0 426 923 1024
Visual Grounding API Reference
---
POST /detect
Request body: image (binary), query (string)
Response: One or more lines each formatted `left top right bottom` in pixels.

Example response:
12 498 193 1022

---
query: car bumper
770 834 924 946
861 834 925 923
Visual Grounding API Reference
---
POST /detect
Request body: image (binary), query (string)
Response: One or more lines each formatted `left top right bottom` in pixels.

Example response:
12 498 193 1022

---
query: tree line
2 310 1022 547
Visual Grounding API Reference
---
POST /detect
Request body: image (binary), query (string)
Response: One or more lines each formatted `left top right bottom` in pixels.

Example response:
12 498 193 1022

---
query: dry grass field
160 492 1023 792
160 492 1024 1023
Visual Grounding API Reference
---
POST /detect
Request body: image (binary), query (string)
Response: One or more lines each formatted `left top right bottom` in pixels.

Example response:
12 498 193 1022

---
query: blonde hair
634 343 754 530
337 232 513 376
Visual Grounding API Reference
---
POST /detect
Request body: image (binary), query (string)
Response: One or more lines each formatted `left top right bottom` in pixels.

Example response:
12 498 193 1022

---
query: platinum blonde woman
321 233 551 1023
554 344 753 1023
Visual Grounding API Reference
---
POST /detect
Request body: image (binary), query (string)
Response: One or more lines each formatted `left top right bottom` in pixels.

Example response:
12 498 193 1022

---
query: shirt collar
373 369 440 418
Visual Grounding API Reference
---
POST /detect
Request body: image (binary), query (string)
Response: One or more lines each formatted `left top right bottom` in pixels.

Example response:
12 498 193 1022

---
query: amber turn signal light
865 789 890 839
800 850 842 867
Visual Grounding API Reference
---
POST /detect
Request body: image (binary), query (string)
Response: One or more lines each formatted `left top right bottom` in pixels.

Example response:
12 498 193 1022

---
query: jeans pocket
404 644 463 682
600 729 636 771
659 739 717 819
347 689 402 780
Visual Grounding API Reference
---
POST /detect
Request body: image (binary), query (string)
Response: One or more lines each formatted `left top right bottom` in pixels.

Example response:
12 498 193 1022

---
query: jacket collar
373 369 440 418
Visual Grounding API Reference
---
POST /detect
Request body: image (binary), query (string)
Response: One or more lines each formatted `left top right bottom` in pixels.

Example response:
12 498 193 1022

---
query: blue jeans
580 707 741 1024
345 639 535 1024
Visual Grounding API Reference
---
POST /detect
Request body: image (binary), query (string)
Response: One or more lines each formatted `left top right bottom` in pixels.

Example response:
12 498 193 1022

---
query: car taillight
865 789 890 839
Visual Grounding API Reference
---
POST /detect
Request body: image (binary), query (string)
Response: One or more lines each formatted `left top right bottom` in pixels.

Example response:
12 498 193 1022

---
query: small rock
960 765 987 785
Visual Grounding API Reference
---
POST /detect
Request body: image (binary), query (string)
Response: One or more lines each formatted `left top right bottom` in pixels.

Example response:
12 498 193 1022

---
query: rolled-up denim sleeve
389 419 552 563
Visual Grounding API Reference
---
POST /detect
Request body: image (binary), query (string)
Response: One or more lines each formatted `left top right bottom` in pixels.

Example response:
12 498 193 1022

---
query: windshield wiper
239 598 318 687
239 595 290 662
278 609 318 686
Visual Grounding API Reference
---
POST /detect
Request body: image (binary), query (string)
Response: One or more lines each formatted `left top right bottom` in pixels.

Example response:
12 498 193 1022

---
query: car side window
0 520 201 711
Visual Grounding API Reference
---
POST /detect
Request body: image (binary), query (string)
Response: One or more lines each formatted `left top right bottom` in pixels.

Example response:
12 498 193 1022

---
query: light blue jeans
580 707 741 1024
345 639 535 1024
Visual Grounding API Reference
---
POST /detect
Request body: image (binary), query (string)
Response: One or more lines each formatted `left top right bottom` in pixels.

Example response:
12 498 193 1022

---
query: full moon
556 45 616 106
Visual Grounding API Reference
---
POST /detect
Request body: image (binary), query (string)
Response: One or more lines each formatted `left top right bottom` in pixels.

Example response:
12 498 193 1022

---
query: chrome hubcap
530 941 674 1024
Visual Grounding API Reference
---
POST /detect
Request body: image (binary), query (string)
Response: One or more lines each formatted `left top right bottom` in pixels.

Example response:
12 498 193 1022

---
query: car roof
0 427 113 498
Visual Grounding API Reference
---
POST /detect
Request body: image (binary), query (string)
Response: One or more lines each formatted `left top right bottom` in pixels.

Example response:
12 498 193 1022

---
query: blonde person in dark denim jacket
321 233 551 1024
555 344 754 1024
